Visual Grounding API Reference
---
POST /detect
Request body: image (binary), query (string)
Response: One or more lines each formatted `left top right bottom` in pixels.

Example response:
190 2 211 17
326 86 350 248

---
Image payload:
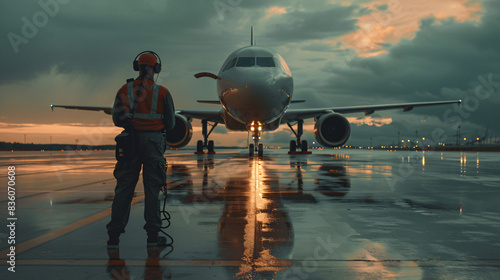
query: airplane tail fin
251 26 254 46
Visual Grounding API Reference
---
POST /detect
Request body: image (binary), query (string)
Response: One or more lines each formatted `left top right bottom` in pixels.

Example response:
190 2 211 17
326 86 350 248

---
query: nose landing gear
249 122 264 157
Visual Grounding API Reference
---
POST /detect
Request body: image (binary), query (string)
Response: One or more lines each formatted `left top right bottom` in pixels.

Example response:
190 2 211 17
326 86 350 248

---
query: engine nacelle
314 113 351 147
166 114 193 148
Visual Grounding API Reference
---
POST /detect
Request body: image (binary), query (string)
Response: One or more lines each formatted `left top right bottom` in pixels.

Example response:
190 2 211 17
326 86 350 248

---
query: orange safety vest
115 79 168 131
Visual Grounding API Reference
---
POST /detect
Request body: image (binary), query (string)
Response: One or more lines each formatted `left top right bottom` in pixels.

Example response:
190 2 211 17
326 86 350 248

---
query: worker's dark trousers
106 131 166 236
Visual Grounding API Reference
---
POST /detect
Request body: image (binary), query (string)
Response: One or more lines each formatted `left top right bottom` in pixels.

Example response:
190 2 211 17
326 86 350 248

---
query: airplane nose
220 72 292 124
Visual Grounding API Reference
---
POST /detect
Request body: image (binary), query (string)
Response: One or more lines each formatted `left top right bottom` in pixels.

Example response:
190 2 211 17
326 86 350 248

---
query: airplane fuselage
217 46 293 132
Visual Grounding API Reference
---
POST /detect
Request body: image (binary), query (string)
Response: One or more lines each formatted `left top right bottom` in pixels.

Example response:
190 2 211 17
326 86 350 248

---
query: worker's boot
107 232 120 249
147 232 168 247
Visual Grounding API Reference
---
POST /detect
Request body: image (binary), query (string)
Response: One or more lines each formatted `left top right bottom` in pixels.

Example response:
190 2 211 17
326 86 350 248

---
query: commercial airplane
52 28 461 156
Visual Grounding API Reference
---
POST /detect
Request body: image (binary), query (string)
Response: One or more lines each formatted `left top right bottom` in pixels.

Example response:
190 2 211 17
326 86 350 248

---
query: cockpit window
257 57 275 67
223 57 237 71
236 57 255 67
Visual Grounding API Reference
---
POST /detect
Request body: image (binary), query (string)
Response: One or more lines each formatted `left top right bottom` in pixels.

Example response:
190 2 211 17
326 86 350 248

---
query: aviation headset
133 51 162 74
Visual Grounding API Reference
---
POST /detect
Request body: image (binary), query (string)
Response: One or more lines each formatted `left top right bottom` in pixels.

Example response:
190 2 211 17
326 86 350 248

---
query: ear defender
133 51 162 73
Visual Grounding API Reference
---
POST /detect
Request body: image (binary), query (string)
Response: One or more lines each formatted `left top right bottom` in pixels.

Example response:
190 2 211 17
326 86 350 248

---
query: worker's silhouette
106 51 175 248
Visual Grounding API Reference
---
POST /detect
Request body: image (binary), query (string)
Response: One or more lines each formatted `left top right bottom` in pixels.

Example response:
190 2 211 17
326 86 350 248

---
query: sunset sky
1 0 498 147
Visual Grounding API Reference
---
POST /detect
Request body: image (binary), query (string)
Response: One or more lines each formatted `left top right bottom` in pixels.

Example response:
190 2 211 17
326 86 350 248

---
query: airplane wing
51 104 113 115
50 104 225 123
282 100 462 123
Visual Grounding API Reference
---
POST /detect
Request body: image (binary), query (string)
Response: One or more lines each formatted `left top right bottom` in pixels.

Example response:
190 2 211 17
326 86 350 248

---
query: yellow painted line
0 195 145 256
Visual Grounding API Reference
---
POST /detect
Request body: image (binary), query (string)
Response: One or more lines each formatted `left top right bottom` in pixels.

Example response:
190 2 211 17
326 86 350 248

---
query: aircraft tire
208 140 215 153
289 140 296 152
258 144 263 157
249 144 254 156
301 140 308 152
196 140 203 152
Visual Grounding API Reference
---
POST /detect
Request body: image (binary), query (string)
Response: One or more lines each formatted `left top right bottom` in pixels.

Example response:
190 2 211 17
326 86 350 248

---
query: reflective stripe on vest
126 82 163 119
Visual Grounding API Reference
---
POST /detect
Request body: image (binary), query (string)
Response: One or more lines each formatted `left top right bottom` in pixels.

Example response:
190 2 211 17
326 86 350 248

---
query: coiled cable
159 185 173 245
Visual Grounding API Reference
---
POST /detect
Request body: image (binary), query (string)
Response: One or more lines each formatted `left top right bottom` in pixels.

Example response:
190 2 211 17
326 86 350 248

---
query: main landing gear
196 120 218 154
287 120 311 154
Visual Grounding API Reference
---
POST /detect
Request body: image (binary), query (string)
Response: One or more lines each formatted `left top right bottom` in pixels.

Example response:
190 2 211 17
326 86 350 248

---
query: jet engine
314 113 351 147
166 114 193 148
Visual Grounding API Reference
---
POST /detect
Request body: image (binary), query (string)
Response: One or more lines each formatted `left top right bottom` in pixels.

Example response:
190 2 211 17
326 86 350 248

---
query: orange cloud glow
347 116 393 127
335 0 483 57
0 122 246 147
265 6 287 19
0 122 121 145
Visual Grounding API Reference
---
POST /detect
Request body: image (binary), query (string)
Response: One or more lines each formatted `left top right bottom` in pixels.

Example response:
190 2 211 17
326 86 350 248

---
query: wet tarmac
0 149 499 279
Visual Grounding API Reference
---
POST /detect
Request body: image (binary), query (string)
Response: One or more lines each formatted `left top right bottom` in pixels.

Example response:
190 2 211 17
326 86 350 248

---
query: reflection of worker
107 245 172 279
107 51 175 248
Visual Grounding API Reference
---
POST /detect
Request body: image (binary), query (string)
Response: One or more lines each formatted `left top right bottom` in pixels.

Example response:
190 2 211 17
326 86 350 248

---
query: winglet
51 104 54 112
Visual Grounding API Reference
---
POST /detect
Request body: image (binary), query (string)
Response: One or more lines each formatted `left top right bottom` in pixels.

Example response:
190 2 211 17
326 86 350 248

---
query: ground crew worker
106 51 175 248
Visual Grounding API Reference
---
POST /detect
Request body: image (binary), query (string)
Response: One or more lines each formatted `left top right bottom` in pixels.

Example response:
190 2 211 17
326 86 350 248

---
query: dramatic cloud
317 0 500 144
263 4 367 42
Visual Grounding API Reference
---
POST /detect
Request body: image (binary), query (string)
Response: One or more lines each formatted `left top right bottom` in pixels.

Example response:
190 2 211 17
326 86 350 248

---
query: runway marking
2 259 498 268
0 194 145 256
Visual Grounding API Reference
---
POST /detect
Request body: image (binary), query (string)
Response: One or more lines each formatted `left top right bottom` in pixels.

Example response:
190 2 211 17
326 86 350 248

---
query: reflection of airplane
282 158 351 201
51 28 462 156
166 156 294 278
166 154 359 278
315 165 350 198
